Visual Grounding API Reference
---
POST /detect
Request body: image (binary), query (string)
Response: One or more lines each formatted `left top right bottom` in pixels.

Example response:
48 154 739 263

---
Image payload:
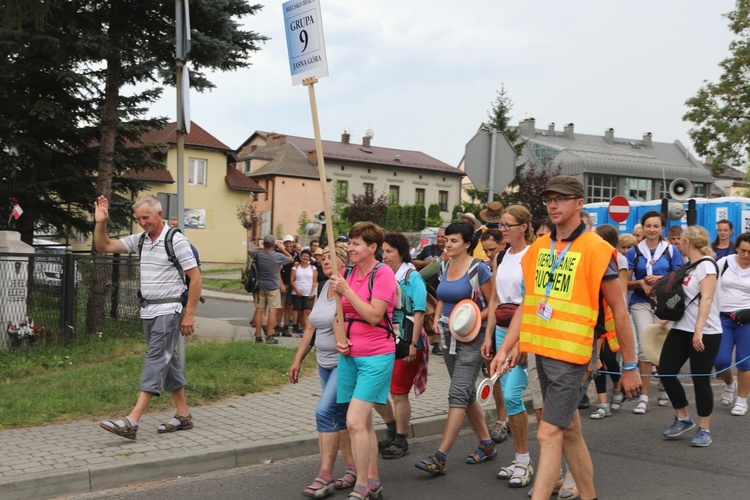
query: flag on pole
12 203 23 219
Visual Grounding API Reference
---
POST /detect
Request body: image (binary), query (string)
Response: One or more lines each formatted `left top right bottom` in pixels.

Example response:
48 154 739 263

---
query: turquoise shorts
337 353 395 405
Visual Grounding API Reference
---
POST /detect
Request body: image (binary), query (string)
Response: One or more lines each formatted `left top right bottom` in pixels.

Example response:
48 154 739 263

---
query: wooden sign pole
303 76 347 347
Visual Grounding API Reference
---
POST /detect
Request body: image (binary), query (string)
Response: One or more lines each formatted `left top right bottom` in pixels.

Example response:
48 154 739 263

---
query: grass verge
0 339 309 429
202 277 247 293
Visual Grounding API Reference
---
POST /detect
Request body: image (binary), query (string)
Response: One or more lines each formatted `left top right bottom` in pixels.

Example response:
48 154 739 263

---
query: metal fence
1 251 143 350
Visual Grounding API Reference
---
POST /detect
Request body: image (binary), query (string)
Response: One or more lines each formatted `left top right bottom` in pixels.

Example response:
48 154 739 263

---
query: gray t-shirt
250 250 290 291
308 281 338 369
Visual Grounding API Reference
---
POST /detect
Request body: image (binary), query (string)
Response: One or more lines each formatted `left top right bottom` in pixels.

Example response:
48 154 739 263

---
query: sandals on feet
497 459 520 479
334 469 357 490
157 413 193 433
465 442 496 464
99 418 137 440
303 477 335 499
415 455 446 475
509 461 534 488
346 492 369 500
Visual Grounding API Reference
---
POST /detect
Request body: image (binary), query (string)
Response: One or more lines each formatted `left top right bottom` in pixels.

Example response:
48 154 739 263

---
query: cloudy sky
149 0 737 167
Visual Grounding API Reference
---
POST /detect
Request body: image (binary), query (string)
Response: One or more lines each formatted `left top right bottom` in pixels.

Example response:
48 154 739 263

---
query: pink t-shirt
342 263 398 357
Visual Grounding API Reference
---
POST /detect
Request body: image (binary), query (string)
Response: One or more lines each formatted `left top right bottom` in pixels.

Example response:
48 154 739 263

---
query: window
586 174 618 203
415 188 425 205
625 178 652 201
388 185 399 205
335 180 348 203
364 182 374 198
693 183 707 197
438 191 449 211
188 158 206 186
530 141 559 166
242 160 251 174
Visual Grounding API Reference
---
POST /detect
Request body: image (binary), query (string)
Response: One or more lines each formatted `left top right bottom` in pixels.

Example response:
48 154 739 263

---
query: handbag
731 309 750 326
494 303 518 328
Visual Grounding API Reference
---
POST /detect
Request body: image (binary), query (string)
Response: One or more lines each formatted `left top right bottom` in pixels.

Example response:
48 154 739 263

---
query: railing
0 252 142 350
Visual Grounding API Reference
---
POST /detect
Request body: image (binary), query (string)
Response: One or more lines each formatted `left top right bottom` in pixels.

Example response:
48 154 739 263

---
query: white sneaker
731 401 748 416
633 400 649 414
721 381 737 406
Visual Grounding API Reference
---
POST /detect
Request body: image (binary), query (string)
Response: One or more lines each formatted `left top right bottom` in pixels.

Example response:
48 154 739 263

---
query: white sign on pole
283 0 328 85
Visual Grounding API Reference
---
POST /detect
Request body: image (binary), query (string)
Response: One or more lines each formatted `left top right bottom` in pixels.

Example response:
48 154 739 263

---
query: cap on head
456 212 482 231
283 234 295 243
337 235 349 243
263 234 276 247
541 175 585 199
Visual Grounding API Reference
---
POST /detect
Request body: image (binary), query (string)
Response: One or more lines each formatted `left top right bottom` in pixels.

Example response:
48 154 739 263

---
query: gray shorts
537 355 587 428
140 312 186 397
280 285 294 306
441 321 485 408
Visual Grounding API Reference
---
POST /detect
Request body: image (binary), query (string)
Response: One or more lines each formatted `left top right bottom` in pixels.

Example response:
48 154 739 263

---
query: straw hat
479 202 504 223
642 323 669 364
456 212 482 231
449 299 482 343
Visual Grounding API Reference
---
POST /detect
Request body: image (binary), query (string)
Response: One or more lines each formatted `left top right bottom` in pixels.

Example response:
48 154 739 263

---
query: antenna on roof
365 129 374 139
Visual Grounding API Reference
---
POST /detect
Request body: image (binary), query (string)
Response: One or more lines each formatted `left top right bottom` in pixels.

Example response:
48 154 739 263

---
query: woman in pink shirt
329 221 397 500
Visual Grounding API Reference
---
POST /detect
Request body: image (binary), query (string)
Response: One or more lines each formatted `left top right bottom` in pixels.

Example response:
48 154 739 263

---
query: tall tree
684 0 750 172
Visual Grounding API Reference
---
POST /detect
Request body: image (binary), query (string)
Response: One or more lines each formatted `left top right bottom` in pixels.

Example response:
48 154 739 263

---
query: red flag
12 204 23 219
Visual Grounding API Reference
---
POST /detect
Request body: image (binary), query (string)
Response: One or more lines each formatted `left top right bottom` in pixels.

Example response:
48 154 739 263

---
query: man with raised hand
94 194 202 440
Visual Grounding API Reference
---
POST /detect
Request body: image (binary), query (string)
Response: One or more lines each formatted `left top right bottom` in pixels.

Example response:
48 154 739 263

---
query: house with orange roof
114 121 264 264
236 131 463 238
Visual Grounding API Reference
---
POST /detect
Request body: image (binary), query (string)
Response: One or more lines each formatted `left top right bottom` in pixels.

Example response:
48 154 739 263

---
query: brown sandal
465 442 497 464
415 454 446 475
99 418 137 440
157 413 193 433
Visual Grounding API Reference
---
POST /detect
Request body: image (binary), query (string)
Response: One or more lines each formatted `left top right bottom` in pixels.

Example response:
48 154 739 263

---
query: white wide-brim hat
642 323 669 364
449 299 482 343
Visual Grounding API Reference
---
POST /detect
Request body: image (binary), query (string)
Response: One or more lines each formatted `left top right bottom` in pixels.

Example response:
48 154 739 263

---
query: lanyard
545 238 574 298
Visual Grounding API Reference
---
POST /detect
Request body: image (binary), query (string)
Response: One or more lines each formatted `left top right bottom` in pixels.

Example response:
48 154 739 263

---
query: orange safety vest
519 231 617 365
600 297 620 353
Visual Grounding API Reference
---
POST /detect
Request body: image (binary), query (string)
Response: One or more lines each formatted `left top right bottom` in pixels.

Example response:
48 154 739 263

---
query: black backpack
241 254 259 293
649 257 718 321
137 228 204 306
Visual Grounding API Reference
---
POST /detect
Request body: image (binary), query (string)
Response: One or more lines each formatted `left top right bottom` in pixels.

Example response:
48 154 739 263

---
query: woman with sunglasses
482 205 536 489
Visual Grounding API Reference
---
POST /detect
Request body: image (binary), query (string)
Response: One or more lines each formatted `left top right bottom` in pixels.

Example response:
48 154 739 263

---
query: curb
0 405 535 499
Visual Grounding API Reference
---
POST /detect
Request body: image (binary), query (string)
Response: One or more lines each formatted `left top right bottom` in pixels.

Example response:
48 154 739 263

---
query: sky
148 0 738 168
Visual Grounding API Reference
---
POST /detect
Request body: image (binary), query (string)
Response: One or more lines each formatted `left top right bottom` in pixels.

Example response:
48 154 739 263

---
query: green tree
413 204 426 230
684 1 750 172
426 203 442 227
487 84 523 156
297 211 310 236
347 192 388 226
498 163 562 222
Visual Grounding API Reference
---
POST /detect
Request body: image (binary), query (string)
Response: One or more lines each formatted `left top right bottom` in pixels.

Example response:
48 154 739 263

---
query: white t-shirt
617 253 628 272
672 259 722 335
292 264 315 296
495 246 529 305
717 256 750 312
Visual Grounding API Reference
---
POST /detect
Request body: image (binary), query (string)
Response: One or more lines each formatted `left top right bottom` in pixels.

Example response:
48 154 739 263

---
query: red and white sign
608 196 630 223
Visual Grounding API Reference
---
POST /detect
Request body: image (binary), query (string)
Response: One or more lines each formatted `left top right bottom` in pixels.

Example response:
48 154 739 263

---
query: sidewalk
0 290 508 499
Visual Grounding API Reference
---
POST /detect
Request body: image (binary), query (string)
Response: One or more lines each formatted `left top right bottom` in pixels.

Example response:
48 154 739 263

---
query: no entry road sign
608 195 630 223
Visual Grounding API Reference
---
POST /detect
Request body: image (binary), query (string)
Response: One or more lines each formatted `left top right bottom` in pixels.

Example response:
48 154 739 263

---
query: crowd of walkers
277 178 749 500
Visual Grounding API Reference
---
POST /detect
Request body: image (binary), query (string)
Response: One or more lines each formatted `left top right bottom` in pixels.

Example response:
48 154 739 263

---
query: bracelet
622 362 639 371
412 342 418 348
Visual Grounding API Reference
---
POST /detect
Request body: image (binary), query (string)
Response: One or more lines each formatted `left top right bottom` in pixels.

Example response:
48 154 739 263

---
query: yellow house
120 121 264 265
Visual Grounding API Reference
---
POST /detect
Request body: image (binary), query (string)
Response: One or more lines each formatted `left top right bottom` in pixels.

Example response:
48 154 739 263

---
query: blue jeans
317 365 348 433
715 316 750 372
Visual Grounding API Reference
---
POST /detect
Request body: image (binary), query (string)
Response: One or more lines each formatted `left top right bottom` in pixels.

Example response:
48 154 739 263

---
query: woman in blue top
415 221 495 476
626 210 683 414
712 219 736 261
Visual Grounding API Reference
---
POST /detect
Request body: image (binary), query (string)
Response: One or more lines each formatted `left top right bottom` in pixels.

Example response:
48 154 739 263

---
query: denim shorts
316 365 348 433
337 353 394 405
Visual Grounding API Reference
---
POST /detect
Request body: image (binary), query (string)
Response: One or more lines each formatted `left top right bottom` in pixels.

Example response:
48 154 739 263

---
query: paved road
62 397 750 499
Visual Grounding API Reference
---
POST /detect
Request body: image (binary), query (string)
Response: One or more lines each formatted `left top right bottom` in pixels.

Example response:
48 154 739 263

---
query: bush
426 203 443 227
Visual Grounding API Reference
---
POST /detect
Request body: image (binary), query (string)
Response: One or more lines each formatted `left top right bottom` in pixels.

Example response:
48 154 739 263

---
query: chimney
267 134 286 147
643 132 652 148
518 117 536 137
604 128 614 145
341 131 350 144
362 135 371 147
548 122 555 133
564 123 575 141
307 149 318 166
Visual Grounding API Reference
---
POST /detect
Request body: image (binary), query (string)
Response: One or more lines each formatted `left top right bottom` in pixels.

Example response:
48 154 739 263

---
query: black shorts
293 295 314 311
